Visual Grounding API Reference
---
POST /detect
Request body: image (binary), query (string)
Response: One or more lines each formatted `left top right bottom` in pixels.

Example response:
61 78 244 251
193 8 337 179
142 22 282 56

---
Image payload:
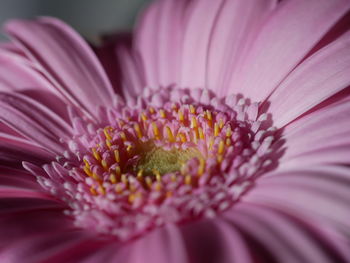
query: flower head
1 0 350 262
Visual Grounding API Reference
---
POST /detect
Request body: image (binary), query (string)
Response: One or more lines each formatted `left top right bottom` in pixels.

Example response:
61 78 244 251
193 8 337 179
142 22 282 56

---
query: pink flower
1 0 350 262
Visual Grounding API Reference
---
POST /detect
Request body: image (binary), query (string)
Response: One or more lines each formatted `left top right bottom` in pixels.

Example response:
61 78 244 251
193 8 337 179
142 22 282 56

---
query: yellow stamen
226 138 231 146
217 155 224 163
83 166 92 177
145 177 153 188
178 110 185 122
198 127 204 140
197 158 205 176
189 105 196 114
191 116 198 128
83 158 90 168
120 132 127 141
114 150 120 163
226 126 232 137
106 140 112 149
206 110 213 127
153 169 161 182
127 144 133 153
115 166 121 175
171 174 177 182
159 109 166 118
165 126 175 142
178 133 187 143
219 119 224 129
128 194 136 203
98 185 106 195
115 184 123 194
92 173 102 182
109 173 117 184
155 182 162 191
172 103 178 112
137 169 144 180
206 110 212 121
141 112 148 122
90 187 97 196
185 175 192 185
92 147 101 161
101 159 108 171
214 123 220 137
134 123 143 139
121 174 128 184
149 107 155 114
152 122 160 139
103 127 112 141
218 140 225 154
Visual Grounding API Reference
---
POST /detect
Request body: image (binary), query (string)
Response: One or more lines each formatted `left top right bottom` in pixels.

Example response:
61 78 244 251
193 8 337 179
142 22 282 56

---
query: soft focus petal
130 224 188 263
268 31 350 127
245 165 350 235
280 99 350 163
135 0 188 86
179 218 253 263
231 0 350 102
207 0 276 93
0 92 72 153
4 17 115 118
225 203 349 263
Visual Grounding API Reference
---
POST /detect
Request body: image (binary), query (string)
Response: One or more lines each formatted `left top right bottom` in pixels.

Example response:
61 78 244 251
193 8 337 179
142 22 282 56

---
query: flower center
30 87 281 241
133 144 202 176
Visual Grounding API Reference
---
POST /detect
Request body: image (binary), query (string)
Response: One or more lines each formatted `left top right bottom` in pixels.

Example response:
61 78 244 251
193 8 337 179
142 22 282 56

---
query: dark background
0 0 151 41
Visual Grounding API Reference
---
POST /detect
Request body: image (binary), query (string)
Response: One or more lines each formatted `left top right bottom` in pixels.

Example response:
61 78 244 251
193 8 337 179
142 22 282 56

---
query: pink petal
135 0 188 86
0 49 59 95
116 45 144 97
206 0 276 93
268 31 350 127
0 187 54 200
179 0 225 88
245 165 350 232
4 17 115 118
130 224 188 263
281 100 350 160
0 231 89 263
0 168 39 190
178 218 253 263
225 203 348 263
231 0 350 102
0 92 72 153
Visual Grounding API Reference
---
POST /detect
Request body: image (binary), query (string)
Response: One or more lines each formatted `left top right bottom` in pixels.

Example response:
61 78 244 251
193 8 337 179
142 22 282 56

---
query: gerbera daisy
1 0 350 262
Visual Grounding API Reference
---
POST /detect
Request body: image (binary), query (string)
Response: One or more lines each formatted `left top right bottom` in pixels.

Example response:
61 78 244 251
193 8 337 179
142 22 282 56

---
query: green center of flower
134 143 203 177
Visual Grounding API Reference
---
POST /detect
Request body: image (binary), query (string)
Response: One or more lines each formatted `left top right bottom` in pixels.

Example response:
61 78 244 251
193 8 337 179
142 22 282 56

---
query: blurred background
0 0 151 41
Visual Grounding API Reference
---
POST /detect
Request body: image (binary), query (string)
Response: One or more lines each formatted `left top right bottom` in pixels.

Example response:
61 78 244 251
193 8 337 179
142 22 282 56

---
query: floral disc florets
30 87 279 240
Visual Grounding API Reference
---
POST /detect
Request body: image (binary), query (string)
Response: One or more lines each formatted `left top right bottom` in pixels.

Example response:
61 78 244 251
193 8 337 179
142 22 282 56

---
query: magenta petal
0 231 89 263
225 203 349 263
232 0 350 102
179 0 225 89
281 100 350 161
268 32 350 127
135 0 188 86
245 165 350 232
207 0 276 93
130 224 188 263
178 218 253 263
4 17 115 118
0 92 72 153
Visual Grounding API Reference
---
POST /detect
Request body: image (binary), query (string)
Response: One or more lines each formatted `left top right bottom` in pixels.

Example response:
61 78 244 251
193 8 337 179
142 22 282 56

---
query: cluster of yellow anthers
82 104 234 200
